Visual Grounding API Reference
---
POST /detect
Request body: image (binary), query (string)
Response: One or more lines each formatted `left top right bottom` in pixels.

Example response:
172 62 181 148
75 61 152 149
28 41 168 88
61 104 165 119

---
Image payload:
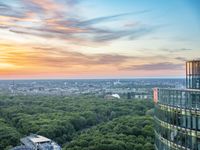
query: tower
154 60 200 150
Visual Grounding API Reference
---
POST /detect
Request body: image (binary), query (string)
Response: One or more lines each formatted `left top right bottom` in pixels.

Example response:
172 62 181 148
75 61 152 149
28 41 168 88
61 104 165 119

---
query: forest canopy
0 94 154 150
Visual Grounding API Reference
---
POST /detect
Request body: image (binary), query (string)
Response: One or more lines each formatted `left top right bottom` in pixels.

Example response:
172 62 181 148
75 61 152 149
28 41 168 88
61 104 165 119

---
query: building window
198 116 200 131
192 116 197 129
187 116 191 129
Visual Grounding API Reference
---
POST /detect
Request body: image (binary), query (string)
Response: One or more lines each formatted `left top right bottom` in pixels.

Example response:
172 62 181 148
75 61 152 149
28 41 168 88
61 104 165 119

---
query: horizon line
0 76 185 80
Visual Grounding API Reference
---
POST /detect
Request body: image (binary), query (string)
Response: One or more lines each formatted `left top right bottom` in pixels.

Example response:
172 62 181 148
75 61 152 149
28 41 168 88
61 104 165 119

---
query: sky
0 0 200 79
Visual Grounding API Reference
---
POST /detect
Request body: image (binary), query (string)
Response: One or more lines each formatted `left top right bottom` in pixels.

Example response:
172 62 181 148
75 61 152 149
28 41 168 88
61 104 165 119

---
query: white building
12 134 61 150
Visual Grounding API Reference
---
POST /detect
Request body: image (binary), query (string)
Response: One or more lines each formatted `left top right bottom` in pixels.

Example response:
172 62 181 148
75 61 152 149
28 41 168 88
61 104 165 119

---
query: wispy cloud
122 62 184 71
0 2 26 18
0 0 154 44
0 43 134 69
77 10 149 26
175 57 188 61
161 48 192 53
0 40 186 78
93 26 155 42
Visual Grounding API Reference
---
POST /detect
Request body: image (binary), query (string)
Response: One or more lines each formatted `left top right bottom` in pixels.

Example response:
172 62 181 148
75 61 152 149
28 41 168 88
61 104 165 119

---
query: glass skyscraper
154 60 200 150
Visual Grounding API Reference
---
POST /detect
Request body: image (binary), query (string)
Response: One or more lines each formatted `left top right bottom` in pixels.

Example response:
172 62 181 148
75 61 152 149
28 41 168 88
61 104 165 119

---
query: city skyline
0 0 200 79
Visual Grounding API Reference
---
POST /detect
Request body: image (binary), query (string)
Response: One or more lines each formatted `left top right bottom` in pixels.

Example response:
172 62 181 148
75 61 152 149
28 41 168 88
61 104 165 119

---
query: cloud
31 46 136 66
77 10 149 26
7 16 155 44
61 0 81 6
162 48 192 53
0 2 27 18
22 0 63 14
92 54 133 65
0 0 155 44
122 62 184 71
175 57 188 61
93 26 155 42
1 44 134 69
0 3 10 10
0 41 187 78
0 25 9 29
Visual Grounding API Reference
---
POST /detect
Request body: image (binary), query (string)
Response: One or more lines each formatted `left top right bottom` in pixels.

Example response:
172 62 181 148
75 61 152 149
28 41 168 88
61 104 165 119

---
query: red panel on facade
153 88 158 103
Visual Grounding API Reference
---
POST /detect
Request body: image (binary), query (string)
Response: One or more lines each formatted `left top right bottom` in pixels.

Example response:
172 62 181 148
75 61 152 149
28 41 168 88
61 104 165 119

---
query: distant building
114 80 121 85
127 92 131 99
132 92 151 100
105 93 120 99
11 134 61 150
154 60 200 150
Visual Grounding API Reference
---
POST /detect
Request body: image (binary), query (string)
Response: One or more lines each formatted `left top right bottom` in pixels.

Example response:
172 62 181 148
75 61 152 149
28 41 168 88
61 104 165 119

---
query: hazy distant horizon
0 76 185 81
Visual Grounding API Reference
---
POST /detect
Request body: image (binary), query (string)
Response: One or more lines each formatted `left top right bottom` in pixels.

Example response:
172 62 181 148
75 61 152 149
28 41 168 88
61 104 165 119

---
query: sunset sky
0 0 200 79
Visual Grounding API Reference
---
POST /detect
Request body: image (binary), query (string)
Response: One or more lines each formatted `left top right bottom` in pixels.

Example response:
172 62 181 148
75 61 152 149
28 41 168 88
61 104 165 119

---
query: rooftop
12 134 62 150
28 135 51 143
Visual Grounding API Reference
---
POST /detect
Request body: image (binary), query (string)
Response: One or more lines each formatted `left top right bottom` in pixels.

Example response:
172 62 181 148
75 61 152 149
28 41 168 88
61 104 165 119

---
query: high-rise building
154 60 200 150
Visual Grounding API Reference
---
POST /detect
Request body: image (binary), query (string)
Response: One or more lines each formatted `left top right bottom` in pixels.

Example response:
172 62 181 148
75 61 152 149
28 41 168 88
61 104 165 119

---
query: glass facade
155 60 200 150
186 61 200 89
